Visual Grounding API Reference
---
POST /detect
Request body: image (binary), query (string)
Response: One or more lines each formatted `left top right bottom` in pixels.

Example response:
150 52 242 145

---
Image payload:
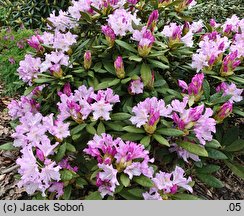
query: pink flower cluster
17 147 61 196
221 15 244 34
171 97 216 145
192 31 230 72
84 133 154 197
161 21 203 48
57 85 119 122
143 166 193 200
8 85 73 196
17 55 41 85
130 97 172 133
107 8 140 36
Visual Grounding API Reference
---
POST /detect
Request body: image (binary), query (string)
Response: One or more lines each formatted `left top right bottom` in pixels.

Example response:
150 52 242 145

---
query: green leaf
120 174 130 187
33 78 54 84
62 185 72 200
140 136 151 147
76 178 88 189
86 124 97 135
233 108 244 117
222 127 239 146
66 143 76 153
179 142 208 157
224 161 244 180
157 128 184 136
60 170 73 182
97 121 106 135
115 40 137 53
103 62 116 75
70 124 87 135
119 188 144 200
24 86 36 96
121 133 145 141
229 76 244 84
55 143 67 162
171 194 200 200
104 122 124 132
206 148 228 160
205 139 221 148
110 113 131 121
196 173 224 188
129 55 142 62
0 142 17 151
153 134 170 147
203 79 210 100
224 139 244 152
196 165 220 174
85 191 102 200
140 63 151 86
123 126 145 134
147 59 169 70
133 176 154 188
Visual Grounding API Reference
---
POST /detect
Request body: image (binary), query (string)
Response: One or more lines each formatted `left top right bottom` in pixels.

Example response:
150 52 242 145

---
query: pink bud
36 148 45 161
215 102 233 123
114 56 125 79
63 83 72 96
147 10 159 31
102 25 116 47
84 50 92 70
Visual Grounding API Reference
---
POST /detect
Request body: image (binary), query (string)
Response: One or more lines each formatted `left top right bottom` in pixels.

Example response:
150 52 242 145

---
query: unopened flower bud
102 25 116 47
147 10 159 32
114 56 125 79
63 83 72 96
84 50 92 70
36 148 45 162
50 64 63 78
214 102 233 123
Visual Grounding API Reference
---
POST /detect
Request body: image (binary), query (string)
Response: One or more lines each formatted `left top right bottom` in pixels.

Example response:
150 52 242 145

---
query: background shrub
194 0 244 22
0 0 71 30
0 27 34 95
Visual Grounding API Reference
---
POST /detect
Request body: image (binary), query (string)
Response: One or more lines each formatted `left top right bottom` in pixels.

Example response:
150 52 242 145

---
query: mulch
0 82 243 200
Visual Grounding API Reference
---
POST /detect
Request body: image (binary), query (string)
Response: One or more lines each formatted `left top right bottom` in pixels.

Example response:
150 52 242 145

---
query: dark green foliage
194 0 244 22
0 0 71 30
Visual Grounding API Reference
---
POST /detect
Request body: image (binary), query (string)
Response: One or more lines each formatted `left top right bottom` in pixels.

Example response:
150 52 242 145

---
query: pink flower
132 27 155 57
194 108 216 145
128 79 144 95
48 182 64 198
169 143 200 163
17 55 41 85
216 82 243 103
107 9 140 36
27 35 44 52
97 163 119 197
220 51 241 76
143 189 162 200
178 73 204 101
40 159 61 187
130 97 172 133
84 133 119 164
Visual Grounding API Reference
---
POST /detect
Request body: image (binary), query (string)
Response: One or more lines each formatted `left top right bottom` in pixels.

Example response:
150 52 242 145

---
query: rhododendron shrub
5 0 244 200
